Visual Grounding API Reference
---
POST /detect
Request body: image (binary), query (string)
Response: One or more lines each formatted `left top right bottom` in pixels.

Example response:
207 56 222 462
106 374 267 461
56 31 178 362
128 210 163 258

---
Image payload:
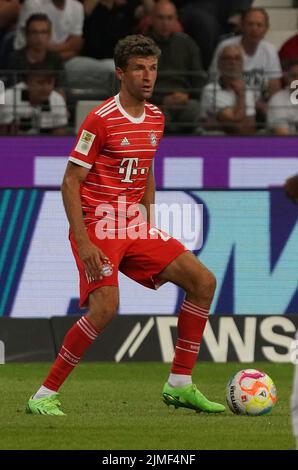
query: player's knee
190 270 216 301
88 302 118 331
88 288 119 328
91 302 118 318
206 271 217 296
203 271 217 299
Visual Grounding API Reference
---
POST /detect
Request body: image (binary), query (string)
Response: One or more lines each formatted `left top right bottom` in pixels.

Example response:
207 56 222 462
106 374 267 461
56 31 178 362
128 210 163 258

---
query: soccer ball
226 369 277 416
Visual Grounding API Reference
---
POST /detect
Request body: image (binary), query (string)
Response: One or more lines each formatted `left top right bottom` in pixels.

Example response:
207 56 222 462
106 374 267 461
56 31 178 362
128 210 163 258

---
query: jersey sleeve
69 111 106 169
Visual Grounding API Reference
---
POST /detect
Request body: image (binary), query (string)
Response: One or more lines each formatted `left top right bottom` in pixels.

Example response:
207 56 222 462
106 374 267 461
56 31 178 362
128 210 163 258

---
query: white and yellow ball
226 369 277 416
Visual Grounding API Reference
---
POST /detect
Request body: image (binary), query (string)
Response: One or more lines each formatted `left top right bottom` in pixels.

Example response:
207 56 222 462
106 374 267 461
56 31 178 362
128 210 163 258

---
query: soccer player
26 34 225 416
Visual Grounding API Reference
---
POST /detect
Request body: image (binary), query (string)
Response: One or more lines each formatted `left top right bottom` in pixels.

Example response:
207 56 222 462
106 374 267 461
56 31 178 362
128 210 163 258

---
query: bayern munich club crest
149 131 157 147
101 263 113 277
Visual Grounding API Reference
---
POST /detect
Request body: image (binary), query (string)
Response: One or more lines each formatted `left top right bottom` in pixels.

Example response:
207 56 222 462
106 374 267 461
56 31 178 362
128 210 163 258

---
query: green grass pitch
0 362 295 450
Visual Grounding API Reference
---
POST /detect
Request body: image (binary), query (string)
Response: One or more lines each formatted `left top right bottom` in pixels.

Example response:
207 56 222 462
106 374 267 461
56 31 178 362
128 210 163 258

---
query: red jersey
69 94 164 226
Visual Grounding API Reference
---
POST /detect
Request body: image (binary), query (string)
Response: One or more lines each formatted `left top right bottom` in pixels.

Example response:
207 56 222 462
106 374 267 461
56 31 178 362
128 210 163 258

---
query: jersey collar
114 93 146 124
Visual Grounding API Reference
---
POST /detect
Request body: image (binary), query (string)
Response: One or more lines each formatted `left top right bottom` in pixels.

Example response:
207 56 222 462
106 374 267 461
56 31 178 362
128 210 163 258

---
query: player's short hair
114 35 161 70
241 7 269 27
25 13 52 33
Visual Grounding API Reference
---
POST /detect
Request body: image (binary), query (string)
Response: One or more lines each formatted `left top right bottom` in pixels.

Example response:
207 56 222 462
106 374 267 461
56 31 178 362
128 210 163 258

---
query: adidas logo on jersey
121 137 130 146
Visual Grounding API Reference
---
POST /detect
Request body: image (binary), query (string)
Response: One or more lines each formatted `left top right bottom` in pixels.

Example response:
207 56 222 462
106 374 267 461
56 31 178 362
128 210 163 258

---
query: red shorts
69 222 187 307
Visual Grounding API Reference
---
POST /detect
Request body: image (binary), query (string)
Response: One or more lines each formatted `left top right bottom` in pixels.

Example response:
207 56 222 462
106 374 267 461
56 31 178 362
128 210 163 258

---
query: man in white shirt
0 66 68 134
14 0 117 98
200 44 256 135
267 60 298 135
14 0 84 60
209 8 282 112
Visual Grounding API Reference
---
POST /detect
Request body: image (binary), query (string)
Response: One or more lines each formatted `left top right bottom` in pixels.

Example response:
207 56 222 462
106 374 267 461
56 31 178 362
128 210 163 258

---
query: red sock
171 300 209 375
43 316 100 391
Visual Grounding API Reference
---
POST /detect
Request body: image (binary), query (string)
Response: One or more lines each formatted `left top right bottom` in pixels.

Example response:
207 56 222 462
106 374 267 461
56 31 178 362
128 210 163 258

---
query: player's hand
78 240 111 281
285 174 298 204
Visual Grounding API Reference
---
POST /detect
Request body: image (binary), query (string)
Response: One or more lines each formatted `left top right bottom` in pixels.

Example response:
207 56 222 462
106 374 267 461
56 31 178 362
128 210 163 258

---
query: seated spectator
5 13 65 90
135 0 182 35
209 8 282 117
62 0 142 100
148 0 205 134
133 0 155 22
14 0 84 60
200 45 256 135
279 33 298 69
267 60 298 136
0 65 68 134
6 0 130 102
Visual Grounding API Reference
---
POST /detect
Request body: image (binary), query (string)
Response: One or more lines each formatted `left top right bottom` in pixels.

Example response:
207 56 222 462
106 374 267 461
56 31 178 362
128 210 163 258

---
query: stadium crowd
0 0 297 135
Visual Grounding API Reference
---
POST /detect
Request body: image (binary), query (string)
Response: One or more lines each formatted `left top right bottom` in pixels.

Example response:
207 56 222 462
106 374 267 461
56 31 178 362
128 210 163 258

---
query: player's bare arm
139 164 155 225
61 161 109 281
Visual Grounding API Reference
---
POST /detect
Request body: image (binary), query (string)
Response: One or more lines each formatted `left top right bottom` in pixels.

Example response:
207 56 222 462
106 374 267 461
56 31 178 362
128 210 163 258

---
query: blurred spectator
173 0 254 70
5 14 65 90
267 60 298 136
65 0 140 100
200 45 255 135
279 33 298 69
133 0 155 21
148 0 205 134
135 0 182 35
210 8 282 117
14 0 84 60
0 66 68 134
